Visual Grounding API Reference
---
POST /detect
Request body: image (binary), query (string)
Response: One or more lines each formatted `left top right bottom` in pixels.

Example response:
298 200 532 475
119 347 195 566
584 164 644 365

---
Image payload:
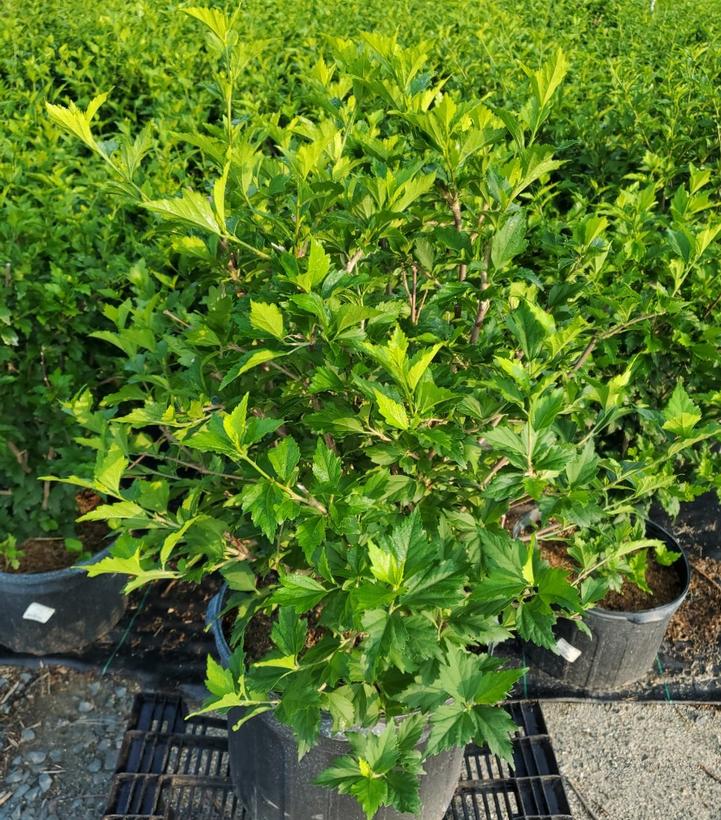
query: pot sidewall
0 545 127 656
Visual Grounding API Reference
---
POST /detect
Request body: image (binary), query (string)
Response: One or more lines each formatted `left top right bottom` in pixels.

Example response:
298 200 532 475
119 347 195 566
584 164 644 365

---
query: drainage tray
103 693 572 820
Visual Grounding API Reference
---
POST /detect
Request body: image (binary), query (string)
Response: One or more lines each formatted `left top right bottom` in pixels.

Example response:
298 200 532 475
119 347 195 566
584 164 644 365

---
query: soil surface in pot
540 540 686 612
6 491 108 574
224 595 326 661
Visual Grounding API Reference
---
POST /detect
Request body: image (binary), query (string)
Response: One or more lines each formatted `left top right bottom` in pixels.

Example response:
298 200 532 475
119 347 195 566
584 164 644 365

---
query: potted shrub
0 485 127 657
45 8 717 815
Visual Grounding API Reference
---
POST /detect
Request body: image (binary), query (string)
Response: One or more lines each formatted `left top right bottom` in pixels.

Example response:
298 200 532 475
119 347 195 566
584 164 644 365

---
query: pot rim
0 543 114 586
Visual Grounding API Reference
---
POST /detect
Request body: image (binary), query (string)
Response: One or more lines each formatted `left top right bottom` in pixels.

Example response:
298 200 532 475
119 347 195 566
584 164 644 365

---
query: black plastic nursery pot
208 585 465 820
0 546 127 656
527 521 691 690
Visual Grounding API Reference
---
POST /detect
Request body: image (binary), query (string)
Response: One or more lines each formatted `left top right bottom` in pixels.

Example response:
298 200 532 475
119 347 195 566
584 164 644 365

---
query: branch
469 244 492 344
345 249 364 274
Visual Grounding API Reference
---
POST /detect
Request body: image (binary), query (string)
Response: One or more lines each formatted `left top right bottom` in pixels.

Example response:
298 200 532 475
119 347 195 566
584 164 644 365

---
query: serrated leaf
183 6 230 45
407 344 443 392
220 349 286 390
221 562 256 592
491 211 526 270
272 574 329 612
240 480 286 540
205 654 235 698
46 93 108 153
312 439 342 487
144 189 225 236
223 394 249 449
400 562 464 609
426 701 476 757
373 390 409 430
530 389 564 430
268 436 301 482
272 607 307 657
95 443 128 497
78 500 147 522
306 239 331 288
663 382 701 437
296 516 326 561
470 705 517 760
323 690 356 732
516 598 556 649
250 301 284 339
361 609 409 677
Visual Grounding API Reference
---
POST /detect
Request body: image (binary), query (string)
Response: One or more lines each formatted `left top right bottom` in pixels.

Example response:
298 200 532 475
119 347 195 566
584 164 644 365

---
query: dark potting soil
599 554 686 612
666 556 721 653
539 539 685 612
8 491 108 574
225 597 327 662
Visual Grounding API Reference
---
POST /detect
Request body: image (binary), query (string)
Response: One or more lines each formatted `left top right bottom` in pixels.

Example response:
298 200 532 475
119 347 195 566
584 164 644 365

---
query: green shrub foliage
43 7 720 816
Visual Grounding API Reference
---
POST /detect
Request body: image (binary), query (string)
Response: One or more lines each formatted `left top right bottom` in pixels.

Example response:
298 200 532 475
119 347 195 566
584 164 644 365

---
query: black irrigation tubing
101 586 152 675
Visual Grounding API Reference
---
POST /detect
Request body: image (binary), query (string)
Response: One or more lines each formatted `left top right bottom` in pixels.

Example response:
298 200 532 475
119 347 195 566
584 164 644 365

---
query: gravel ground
0 666 139 819
544 701 721 820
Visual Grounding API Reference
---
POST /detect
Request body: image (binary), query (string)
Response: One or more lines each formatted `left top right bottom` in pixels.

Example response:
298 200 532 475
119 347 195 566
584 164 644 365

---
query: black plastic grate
104 694 571 820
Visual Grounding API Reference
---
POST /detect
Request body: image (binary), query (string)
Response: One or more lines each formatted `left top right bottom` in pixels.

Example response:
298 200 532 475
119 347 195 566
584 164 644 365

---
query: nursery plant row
2 1 721 818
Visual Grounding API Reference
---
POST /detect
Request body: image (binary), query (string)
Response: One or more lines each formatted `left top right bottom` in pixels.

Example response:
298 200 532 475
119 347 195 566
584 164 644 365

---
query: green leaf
530 389 564 430
272 607 307 657
526 48 568 109
223 394 250 450
407 344 443 392
491 211 526 270
144 190 225 236
663 382 702 437
185 417 238 458
367 540 403 587
272 574 329 612
323 689 356 732
268 436 301 482
240 480 286 540
361 609 409 677
306 239 331 289
275 672 322 757
250 301 285 339
95 443 128 497
506 300 555 360
386 768 422 815
78 500 147 523
46 93 108 154
205 654 235 698
183 6 230 46
220 350 286 389
373 390 409 430
160 516 202 565
400 563 463 609
213 163 229 228
312 439 342 487
221 562 256 592
426 701 476 757
516 598 556 649
470 705 517 760
296 516 326 561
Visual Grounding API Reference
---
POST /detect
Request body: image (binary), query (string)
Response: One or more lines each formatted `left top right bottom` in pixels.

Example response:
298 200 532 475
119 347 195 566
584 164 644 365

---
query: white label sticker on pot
22 603 55 624
555 638 582 663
